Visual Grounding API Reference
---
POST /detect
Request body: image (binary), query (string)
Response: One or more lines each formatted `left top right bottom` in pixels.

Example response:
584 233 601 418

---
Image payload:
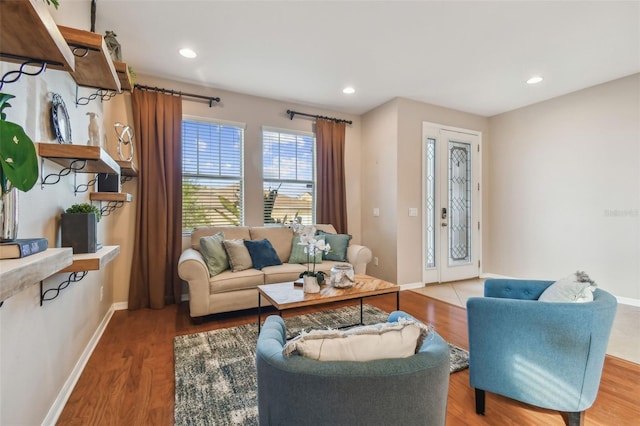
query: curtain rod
134 84 221 107
286 109 352 125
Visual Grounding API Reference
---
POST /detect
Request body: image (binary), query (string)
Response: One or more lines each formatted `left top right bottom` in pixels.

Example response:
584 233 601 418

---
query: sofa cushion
244 239 282 270
539 271 597 303
289 234 325 264
317 231 351 262
191 226 250 250
282 318 429 361
209 268 264 294
263 263 306 284
199 232 229 277
250 226 294 262
223 239 253 272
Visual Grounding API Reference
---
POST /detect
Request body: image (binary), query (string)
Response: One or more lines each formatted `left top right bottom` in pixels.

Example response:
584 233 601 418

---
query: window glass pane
448 141 471 265
425 138 436 269
182 119 243 231
262 128 315 225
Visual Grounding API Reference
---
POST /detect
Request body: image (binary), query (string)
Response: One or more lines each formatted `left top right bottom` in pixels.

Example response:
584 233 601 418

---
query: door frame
422 122 483 284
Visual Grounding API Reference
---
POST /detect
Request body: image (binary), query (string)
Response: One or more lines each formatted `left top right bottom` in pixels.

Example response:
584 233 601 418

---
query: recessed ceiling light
342 86 355 95
527 76 543 85
179 48 197 59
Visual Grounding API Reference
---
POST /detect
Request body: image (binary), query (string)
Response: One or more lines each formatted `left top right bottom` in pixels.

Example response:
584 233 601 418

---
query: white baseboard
113 301 128 311
400 282 424 291
616 296 640 307
43 304 116 425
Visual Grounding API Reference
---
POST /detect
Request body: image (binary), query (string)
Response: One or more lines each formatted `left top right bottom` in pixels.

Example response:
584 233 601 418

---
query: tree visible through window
182 119 244 232
262 128 315 225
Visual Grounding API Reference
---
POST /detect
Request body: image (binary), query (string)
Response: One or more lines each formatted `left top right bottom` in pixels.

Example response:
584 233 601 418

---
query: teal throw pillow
289 234 325 264
244 239 282 270
199 232 229 277
317 230 351 261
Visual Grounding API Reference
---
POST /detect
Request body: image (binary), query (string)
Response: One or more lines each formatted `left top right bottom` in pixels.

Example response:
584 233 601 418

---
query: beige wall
361 98 489 285
486 74 640 300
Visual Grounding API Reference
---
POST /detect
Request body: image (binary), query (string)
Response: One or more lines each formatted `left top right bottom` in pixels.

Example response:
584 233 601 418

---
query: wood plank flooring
57 291 640 425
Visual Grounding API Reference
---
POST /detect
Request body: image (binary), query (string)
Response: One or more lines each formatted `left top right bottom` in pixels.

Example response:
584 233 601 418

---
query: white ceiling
90 1 639 117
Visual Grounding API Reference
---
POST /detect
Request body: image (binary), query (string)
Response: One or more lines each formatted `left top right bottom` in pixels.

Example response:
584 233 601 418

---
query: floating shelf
90 192 132 202
114 61 133 92
38 143 120 175
116 159 138 177
0 0 75 72
58 25 120 92
0 248 73 304
61 245 120 273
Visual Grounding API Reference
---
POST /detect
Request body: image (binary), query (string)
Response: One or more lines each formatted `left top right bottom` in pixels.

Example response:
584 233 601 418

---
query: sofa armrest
177 248 210 317
346 244 372 274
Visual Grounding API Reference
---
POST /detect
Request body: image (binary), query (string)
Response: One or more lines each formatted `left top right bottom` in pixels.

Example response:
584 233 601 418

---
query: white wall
487 74 640 301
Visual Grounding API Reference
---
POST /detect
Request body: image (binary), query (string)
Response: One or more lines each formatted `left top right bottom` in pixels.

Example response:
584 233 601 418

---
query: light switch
409 208 418 217
373 208 380 217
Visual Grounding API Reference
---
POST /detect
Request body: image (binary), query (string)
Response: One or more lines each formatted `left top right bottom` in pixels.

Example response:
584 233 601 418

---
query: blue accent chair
467 279 617 426
256 311 450 426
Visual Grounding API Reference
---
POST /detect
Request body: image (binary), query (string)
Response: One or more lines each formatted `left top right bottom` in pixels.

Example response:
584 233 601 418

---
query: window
262 128 315 225
182 118 244 232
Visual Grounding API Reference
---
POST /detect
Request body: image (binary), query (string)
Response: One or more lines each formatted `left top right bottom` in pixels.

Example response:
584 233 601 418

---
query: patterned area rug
174 305 468 425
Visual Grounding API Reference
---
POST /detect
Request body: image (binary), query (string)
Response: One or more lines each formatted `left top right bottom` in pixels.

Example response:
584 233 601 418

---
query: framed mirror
51 93 72 144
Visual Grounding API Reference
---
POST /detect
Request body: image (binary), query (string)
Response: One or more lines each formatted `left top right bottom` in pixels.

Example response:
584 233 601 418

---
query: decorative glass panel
425 138 436 269
448 141 471 265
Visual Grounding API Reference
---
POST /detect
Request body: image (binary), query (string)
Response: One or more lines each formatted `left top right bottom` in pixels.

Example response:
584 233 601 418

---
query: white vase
0 187 18 242
303 275 320 294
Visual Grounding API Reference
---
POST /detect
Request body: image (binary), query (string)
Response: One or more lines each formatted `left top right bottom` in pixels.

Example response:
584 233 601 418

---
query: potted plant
61 203 101 253
295 225 331 293
0 93 39 241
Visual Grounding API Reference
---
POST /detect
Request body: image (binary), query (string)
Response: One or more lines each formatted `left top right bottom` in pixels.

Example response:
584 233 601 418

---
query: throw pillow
538 271 597 303
199 232 229 277
282 318 430 361
244 239 282 270
317 230 351 261
288 234 325 264
223 239 253 272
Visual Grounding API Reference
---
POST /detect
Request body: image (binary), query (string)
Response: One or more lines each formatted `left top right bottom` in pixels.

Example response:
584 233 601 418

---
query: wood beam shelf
61 245 120 273
116 159 138 177
57 25 120 92
41 245 120 305
0 0 75 89
114 61 133 92
90 192 132 202
0 248 73 304
38 143 120 176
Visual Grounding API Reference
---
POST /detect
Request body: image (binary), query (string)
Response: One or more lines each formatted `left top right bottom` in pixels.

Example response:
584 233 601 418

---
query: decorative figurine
114 122 134 161
104 31 122 62
86 112 100 147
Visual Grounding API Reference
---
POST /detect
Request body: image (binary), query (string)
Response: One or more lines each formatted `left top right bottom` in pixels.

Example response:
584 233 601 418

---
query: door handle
441 223 447 227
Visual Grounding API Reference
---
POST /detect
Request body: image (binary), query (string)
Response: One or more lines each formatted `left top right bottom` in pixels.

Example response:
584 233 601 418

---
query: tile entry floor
410 279 640 365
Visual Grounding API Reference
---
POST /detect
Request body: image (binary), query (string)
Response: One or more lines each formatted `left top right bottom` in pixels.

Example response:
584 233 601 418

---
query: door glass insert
448 141 471 265
424 138 436 269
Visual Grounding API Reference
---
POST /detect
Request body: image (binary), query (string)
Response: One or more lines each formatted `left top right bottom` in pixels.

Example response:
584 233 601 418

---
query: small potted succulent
61 203 101 253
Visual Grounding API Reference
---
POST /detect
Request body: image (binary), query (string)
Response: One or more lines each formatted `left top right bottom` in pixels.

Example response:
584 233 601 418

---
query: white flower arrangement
296 225 331 282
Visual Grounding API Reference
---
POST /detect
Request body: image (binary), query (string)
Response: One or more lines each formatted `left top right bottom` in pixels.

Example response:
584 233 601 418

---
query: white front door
422 124 481 283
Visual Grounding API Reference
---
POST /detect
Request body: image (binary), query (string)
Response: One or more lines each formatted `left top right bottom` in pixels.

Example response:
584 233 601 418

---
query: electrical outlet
373 257 379 266
100 286 104 302
373 208 380 217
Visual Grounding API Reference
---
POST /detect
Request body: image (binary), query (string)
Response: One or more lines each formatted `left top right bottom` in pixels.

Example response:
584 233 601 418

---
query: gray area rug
174 305 469 425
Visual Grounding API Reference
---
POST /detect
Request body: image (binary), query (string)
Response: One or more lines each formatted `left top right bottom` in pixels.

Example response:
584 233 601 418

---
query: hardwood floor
57 292 640 425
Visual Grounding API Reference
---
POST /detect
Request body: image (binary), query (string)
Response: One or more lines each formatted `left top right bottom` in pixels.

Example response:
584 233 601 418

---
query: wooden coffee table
257 274 400 331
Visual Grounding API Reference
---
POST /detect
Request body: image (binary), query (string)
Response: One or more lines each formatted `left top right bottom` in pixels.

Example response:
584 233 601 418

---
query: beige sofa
178 224 372 318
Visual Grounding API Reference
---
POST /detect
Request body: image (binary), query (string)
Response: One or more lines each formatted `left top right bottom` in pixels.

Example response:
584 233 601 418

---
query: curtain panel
128 90 183 310
316 119 347 234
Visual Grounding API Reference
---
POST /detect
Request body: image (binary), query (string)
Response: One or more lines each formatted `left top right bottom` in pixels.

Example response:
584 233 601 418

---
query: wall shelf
38 143 121 185
57 25 120 92
0 0 75 73
116 159 138 177
41 245 120 304
89 192 132 202
114 61 133 92
0 248 73 304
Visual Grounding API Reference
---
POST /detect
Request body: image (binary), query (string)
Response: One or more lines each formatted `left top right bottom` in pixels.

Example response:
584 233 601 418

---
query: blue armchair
256 311 450 426
467 279 617 426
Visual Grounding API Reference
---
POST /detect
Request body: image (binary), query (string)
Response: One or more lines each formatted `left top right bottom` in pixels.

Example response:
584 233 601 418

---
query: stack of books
0 238 48 259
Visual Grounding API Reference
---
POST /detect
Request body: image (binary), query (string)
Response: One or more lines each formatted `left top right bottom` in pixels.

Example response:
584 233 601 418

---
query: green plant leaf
0 120 38 192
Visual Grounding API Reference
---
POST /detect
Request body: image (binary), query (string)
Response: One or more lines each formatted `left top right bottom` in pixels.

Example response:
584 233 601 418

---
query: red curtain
128 89 183 309
316 119 347 233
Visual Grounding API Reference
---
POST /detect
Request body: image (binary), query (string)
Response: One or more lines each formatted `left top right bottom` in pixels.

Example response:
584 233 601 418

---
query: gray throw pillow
223 239 253 272
317 230 351 262
199 232 229 277
289 234 325 264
